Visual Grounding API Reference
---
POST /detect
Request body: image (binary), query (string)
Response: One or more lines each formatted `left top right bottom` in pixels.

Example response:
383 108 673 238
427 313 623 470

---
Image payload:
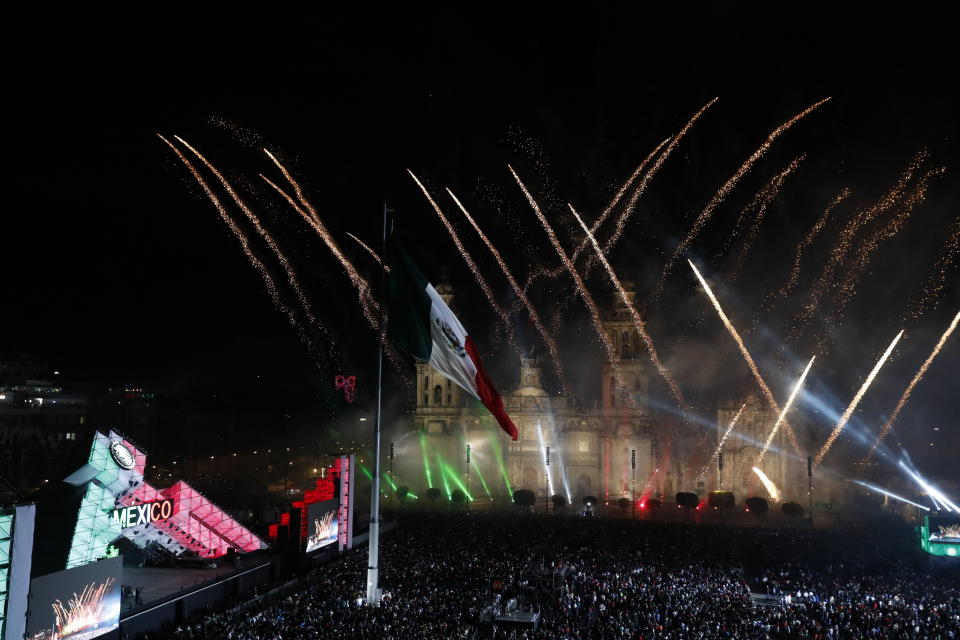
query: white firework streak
756 355 816 465
569 203 688 414
815 330 904 468
866 310 959 460
752 467 780 502
698 402 746 480
688 259 802 455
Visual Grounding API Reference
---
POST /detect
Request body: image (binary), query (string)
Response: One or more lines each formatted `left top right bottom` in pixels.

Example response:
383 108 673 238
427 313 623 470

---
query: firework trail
523 136 673 289
756 355 815 465
51 577 116 637
571 136 672 263
727 154 806 280
908 217 960 320
791 152 927 339
583 98 720 278
258 170 410 381
752 467 780 502
447 188 570 393
173 137 338 345
158 135 312 347
569 203 688 413
814 329 904 468
654 98 831 301
699 402 746 480
778 188 852 300
866 310 959 460
509 165 630 396
407 170 516 346
259 153 381 330
829 166 946 326
347 232 388 271
688 259 802 455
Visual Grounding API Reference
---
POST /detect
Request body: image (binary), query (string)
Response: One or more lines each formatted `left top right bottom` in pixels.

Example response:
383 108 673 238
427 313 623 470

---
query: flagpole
366 201 389 604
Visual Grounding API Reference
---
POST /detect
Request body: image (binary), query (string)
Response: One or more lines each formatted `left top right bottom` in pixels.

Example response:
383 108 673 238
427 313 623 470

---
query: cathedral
398 282 801 505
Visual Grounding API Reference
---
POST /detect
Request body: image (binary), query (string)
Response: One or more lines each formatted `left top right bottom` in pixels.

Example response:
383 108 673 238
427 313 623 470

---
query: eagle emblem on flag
435 317 467 358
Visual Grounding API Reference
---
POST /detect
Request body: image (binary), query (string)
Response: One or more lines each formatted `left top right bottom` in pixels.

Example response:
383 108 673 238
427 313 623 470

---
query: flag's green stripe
386 240 433 361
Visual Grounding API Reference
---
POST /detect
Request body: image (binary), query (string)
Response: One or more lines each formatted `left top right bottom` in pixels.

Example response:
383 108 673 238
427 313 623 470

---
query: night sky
4 7 957 475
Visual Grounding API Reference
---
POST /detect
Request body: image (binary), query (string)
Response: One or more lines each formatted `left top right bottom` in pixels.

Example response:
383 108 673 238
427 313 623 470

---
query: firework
583 98 720 277
509 165 630 396
815 330 904 468
259 173 381 331
260 150 381 322
756 355 815 465
407 170 516 343
347 232 388 271
829 166 946 326
447 188 570 393
50 577 117 638
778 188 852 299
752 467 780 502
688 259 802 455
173 137 338 347
866 310 959 460
571 136 672 262
158 135 312 347
569 204 688 413
727 154 806 280
791 152 927 339
908 217 960 320
655 98 831 300
699 402 746 479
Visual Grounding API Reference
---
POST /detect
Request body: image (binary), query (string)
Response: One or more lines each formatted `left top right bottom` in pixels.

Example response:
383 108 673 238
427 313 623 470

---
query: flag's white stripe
425 283 480 400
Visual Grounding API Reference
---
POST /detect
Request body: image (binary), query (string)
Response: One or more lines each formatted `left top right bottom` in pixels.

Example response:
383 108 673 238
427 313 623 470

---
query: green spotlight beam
436 452 452 498
419 432 433 488
490 433 513 495
472 459 492 498
439 460 474 501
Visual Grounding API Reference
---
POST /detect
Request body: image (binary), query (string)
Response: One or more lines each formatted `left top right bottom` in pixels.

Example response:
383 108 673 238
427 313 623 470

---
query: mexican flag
388 241 518 441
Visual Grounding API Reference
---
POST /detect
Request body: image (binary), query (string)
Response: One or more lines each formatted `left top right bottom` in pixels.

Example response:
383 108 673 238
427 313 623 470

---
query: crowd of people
153 513 958 639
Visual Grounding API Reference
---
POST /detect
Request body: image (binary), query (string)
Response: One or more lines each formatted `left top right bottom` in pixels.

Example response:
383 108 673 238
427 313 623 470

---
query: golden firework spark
509 165 631 398
866 310 959 460
688 259 802 455
791 152 926 340
756 355 815 465
829 166 946 326
779 187 852 298
407 170 517 349
157 135 311 347
173 137 335 348
656 98 831 301
584 98 720 278
569 203 688 414
727 154 806 280
447 188 570 393
347 232 388 271
815 330 904 468
908 218 960 320
570 136 672 263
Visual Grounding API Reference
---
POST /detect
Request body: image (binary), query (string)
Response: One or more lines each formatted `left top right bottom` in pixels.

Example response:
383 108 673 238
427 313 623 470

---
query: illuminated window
579 440 589 452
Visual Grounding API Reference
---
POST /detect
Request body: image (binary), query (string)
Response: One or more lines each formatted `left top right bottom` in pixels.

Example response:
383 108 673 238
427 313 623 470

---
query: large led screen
305 500 338 553
928 515 960 545
27 556 122 640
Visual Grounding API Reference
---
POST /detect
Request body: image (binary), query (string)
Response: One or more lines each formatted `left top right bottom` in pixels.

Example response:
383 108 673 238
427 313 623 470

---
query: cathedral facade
397 283 800 505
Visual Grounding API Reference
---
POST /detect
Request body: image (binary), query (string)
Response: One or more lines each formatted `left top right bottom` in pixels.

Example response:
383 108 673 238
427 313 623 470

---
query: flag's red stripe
465 336 518 441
